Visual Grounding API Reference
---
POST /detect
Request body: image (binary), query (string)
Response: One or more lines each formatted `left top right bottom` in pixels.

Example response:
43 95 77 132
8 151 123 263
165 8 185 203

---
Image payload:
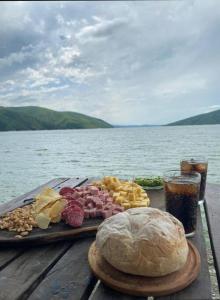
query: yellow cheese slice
35 213 51 229
49 199 66 220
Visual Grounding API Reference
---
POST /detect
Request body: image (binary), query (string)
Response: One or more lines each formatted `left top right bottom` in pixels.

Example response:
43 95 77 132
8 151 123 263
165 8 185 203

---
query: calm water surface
0 125 220 202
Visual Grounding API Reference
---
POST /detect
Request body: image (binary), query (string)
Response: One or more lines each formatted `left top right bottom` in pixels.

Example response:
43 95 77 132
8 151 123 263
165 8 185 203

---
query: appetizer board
0 177 102 245
0 176 150 245
88 240 201 297
0 218 100 245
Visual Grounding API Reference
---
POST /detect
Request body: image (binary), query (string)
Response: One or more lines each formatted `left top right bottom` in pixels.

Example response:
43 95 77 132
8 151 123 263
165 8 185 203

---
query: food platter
0 218 101 245
0 176 150 245
88 240 201 297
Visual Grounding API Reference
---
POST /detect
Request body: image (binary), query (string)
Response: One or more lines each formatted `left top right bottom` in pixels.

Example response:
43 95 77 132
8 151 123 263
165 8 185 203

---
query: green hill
167 109 220 126
0 106 112 131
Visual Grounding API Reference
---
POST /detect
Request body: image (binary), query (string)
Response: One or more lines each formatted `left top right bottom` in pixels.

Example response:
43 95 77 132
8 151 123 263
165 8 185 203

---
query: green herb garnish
134 176 163 187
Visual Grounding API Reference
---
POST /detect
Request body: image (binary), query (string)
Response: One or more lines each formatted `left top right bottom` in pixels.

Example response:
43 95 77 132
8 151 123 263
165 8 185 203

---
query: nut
20 231 28 236
15 235 23 239
0 204 36 236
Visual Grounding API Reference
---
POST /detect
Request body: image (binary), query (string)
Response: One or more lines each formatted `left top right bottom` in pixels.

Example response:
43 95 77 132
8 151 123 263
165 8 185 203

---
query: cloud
0 1 220 124
205 104 220 113
209 105 220 109
0 45 35 68
76 17 128 43
153 74 207 98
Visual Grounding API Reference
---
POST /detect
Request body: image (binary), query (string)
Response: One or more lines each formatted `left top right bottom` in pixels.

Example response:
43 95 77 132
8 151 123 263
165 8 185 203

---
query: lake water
0 125 220 203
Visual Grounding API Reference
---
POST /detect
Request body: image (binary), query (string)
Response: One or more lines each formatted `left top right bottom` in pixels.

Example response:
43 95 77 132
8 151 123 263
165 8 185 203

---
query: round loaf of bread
96 207 188 277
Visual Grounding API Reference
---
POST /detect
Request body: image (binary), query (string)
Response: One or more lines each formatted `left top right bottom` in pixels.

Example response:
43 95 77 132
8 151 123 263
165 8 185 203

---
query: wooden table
0 177 219 300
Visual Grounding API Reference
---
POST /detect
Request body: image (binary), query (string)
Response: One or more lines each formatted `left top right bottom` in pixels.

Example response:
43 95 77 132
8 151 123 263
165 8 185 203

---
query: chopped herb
134 176 163 187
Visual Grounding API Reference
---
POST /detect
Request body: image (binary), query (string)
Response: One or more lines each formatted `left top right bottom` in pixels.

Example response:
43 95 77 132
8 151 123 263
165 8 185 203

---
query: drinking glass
163 170 201 237
180 157 208 204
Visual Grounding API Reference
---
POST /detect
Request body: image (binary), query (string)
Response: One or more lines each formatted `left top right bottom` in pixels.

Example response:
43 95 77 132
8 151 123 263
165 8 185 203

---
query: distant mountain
0 106 112 131
114 124 159 128
167 109 220 126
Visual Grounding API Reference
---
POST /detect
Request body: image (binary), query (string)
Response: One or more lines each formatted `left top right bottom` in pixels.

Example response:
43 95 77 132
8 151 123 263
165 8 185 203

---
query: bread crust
96 207 189 277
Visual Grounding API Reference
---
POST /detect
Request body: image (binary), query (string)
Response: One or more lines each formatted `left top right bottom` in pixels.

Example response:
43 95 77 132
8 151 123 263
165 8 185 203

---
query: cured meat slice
72 191 81 199
63 205 84 227
95 200 103 209
77 197 86 206
87 202 94 209
106 197 113 203
60 184 124 225
59 187 74 196
85 196 94 203
98 194 105 202
66 200 83 209
89 186 99 195
64 194 76 201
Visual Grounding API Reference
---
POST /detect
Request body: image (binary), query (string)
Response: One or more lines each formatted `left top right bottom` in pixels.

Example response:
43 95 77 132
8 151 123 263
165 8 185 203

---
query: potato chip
51 215 62 223
49 199 66 221
33 187 67 229
35 187 61 200
33 188 62 212
35 213 51 229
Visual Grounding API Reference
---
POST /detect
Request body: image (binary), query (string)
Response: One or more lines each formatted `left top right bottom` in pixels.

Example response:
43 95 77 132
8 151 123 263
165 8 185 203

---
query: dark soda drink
163 170 201 237
181 157 208 203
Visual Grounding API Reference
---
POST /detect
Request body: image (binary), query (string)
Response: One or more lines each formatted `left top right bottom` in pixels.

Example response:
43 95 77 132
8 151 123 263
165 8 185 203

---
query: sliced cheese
35 213 51 229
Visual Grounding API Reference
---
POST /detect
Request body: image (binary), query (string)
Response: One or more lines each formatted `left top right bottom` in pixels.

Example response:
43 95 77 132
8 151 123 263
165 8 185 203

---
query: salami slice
59 187 74 196
66 200 83 209
60 184 124 225
62 204 84 227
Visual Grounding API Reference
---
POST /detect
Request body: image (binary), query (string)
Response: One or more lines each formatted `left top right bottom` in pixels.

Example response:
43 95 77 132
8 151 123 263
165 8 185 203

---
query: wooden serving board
0 218 101 246
88 240 201 297
0 177 102 246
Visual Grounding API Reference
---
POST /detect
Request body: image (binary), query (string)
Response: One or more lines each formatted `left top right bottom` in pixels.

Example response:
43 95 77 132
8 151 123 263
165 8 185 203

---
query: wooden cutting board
0 218 100 246
0 177 101 246
88 240 201 297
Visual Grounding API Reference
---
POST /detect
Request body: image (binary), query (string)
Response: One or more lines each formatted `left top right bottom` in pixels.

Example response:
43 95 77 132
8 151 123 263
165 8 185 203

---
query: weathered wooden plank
155 207 212 300
0 242 72 300
0 178 69 216
55 177 88 191
89 281 147 300
28 238 96 300
204 183 220 289
0 249 24 270
0 178 68 272
0 178 89 300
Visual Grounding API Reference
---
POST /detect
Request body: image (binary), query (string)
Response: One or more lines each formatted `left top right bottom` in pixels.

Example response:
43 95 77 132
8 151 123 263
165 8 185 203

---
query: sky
0 1 220 125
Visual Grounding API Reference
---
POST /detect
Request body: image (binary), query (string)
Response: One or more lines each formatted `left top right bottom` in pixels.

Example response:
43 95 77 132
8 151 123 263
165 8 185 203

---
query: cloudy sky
0 1 220 125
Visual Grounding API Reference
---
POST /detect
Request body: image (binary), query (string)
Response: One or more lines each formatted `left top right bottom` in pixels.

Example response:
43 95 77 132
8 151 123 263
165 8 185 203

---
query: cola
164 171 200 237
181 157 208 202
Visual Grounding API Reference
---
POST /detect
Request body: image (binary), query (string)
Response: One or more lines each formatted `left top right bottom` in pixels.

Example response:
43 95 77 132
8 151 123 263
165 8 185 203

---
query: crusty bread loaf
96 207 188 277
